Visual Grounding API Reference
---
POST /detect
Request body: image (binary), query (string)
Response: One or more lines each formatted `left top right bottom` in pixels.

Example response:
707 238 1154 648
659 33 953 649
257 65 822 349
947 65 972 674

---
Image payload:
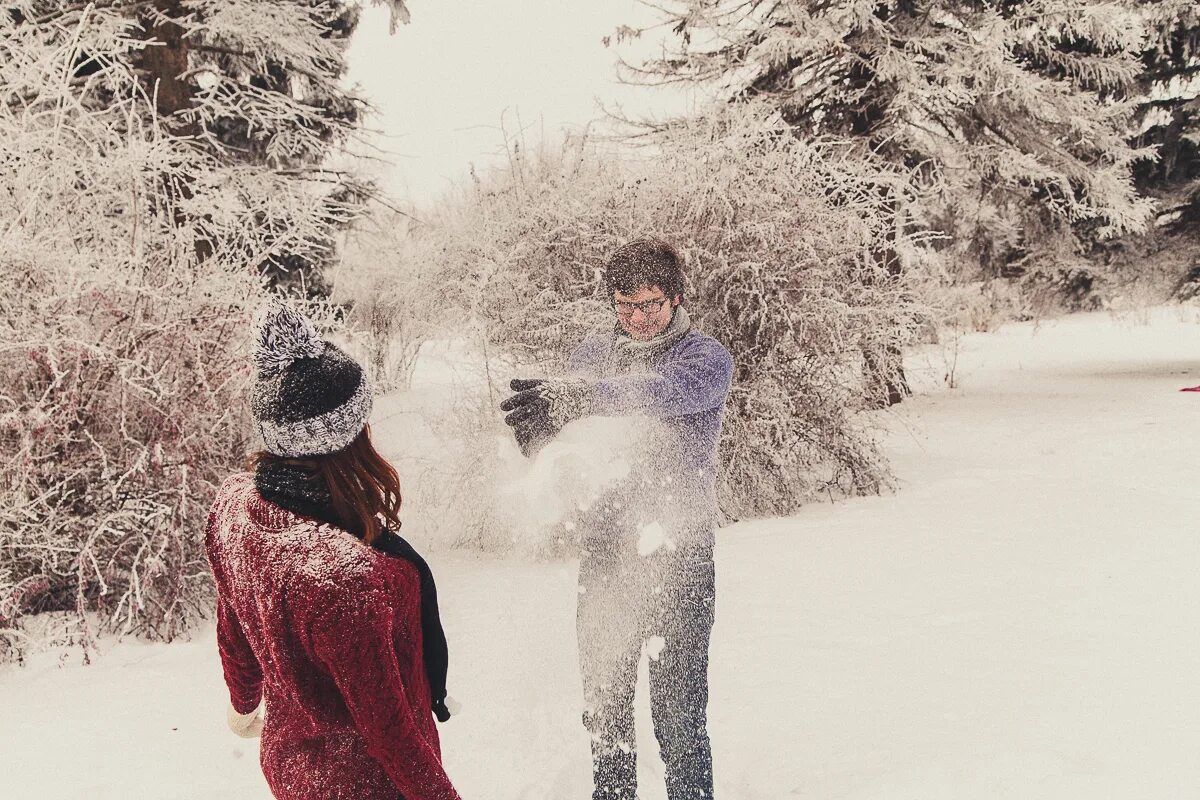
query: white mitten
226 700 264 739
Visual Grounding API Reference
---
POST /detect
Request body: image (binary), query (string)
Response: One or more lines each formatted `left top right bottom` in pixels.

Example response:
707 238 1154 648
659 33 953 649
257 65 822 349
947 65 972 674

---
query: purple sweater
568 328 734 519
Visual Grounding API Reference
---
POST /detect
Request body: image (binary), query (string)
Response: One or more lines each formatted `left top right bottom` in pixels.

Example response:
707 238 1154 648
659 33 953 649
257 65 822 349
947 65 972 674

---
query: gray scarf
603 305 692 376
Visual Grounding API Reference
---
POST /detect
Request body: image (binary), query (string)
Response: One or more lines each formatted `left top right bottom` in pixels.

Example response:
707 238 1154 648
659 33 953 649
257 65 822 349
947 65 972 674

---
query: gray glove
500 377 593 456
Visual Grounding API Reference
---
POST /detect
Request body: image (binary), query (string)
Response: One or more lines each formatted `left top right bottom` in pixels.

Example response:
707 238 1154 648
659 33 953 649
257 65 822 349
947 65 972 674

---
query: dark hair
603 238 685 301
247 425 401 545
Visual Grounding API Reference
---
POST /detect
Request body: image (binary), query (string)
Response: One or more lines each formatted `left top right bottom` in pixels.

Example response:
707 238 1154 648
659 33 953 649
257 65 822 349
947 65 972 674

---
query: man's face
613 285 681 341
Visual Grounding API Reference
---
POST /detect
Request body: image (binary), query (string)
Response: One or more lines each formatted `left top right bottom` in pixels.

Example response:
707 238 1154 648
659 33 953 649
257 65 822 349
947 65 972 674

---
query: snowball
646 636 666 661
637 521 668 557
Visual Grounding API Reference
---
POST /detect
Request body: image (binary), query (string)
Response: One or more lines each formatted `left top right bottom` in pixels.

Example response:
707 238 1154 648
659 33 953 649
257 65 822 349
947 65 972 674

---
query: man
500 238 734 800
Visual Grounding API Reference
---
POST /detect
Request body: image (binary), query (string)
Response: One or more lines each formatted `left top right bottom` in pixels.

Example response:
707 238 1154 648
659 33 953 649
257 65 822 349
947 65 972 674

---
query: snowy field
2 308 1198 799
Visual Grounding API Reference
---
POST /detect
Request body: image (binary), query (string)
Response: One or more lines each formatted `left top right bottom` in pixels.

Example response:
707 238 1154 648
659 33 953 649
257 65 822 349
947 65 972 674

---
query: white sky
344 1 705 208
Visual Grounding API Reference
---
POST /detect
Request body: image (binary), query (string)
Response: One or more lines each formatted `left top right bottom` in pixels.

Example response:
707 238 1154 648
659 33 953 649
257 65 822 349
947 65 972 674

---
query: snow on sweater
568 328 733 485
205 473 461 800
568 329 733 539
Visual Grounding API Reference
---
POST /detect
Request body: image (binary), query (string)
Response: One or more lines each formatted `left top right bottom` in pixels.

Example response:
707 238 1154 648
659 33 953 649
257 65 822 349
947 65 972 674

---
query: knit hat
250 303 372 457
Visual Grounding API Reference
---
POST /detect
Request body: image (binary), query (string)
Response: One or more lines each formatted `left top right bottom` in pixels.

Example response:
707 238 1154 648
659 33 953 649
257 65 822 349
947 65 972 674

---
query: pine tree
0 1 408 650
4 0 409 292
1133 0 1199 230
617 0 1157 277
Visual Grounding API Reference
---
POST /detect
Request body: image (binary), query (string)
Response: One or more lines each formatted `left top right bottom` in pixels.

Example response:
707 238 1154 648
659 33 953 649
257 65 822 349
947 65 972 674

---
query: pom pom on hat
254 302 326 376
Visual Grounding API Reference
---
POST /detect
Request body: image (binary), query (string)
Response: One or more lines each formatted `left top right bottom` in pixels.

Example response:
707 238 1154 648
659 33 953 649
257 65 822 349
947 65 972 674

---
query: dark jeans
578 539 716 800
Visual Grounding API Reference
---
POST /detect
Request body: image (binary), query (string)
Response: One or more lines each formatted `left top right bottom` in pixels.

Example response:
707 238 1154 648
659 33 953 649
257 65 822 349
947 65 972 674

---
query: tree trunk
863 191 910 408
138 2 212 262
140 2 193 120
846 56 909 407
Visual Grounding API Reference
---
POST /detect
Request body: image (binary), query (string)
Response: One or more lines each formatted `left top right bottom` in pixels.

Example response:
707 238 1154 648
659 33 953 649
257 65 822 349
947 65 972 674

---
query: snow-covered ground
2 308 1198 799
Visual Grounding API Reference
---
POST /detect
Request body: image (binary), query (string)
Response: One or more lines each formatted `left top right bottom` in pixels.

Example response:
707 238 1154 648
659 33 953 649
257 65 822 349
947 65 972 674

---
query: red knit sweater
205 473 461 800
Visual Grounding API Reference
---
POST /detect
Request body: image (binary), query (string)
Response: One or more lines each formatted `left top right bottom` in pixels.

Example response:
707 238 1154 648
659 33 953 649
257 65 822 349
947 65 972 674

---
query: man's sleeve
566 335 601 375
311 595 461 800
588 337 733 418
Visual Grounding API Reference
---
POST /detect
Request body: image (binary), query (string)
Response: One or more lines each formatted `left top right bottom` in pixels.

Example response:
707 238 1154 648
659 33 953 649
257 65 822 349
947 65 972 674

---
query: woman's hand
226 700 265 739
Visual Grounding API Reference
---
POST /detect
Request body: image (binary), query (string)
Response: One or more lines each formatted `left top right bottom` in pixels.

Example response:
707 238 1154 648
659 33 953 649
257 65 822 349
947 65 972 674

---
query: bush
0 240 263 660
0 8 331 658
331 213 448 392
393 109 931 522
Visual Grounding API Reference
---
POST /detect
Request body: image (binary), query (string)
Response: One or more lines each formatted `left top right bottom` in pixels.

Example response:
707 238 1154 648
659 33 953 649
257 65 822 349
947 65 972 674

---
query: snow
495 416 640 537
2 307 1199 798
645 635 667 661
637 521 669 556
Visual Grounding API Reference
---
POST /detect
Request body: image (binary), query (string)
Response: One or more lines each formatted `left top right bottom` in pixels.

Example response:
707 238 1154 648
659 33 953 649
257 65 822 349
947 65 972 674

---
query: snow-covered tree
394 110 929 524
0 1 405 657
617 0 1157 277
4 0 409 291
1134 0 1199 230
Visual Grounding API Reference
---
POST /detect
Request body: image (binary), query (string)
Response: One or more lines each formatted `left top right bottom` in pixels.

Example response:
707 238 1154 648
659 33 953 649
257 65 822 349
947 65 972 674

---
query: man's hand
499 379 555 457
501 377 592 431
500 377 592 456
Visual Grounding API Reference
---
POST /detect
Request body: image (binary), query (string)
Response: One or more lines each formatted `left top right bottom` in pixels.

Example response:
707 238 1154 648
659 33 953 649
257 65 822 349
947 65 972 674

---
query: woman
205 303 461 800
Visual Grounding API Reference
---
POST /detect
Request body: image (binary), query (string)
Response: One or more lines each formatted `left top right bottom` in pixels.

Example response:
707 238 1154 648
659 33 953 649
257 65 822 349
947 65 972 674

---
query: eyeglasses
612 298 669 316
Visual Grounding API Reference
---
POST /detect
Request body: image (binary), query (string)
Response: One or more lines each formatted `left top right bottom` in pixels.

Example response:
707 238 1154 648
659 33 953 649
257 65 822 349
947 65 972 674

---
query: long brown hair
248 425 401 545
